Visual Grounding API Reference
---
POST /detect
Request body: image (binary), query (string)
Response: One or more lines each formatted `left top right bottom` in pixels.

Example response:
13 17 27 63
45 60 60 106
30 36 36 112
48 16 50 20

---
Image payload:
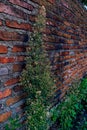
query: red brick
6 20 32 31
59 25 66 31
4 78 19 87
6 94 26 106
0 111 11 123
60 51 69 56
67 39 73 44
48 0 55 4
0 45 8 54
16 56 25 62
0 89 12 99
45 44 55 51
3 89 12 98
29 15 36 22
0 20 2 26
46 20 54 26
57 31 63 37
67 29 73 33
0 30 27 41
0 57 15 63
43 35 55 42
8 0 34 11
64 21 70 26
61 0 69 8
63 33 71 39
13 64 22 72
6 96 21 106
71 35 77 40
12 45 26 52
13 85 23 92
0 3 27 20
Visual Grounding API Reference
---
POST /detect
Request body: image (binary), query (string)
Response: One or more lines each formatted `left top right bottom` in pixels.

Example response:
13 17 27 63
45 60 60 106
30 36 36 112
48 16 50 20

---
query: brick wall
0 0 87 129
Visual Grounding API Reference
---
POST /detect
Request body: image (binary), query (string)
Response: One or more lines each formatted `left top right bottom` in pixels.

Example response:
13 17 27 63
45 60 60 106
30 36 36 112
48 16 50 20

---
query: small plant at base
75 117 87 130
50 78 87 130
5 117 21 130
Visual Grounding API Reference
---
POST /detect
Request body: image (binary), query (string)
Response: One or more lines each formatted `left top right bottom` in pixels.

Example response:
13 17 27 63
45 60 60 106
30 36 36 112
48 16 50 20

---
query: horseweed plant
20 6 55 130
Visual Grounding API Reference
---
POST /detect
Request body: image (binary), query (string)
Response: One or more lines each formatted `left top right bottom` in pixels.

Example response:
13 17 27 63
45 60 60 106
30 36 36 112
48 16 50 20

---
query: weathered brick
61 0 69 8
71 35 77 40
29 15 36 22
0 111 11 123
16 56 25 62
45 44 55 50
4 78 19 87
6 20 32 31
0 57 15 63
0 3 27 20
63 33 71 39
0 30 28 42
8 0 34 11
67 29 73 33
60 51 69 56
13 85 23 92
48 0 55 4
0 45 8 54
6 94 26 106
59 25 66 31
57 31 63 37
6 96 20 106
46 20 54 26
12 45 26 52
64 21 70 26
67 39 73 44
13 64 22 72
0 20 2 26
0 89 12 99
3 89 12 98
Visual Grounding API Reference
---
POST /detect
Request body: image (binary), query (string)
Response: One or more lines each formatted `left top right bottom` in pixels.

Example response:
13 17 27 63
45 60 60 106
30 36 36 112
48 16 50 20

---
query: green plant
50 78 87 130
75 116 87 130
26 93 49 130
20 6 55 130
81 0 87 5
5 117 21 130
